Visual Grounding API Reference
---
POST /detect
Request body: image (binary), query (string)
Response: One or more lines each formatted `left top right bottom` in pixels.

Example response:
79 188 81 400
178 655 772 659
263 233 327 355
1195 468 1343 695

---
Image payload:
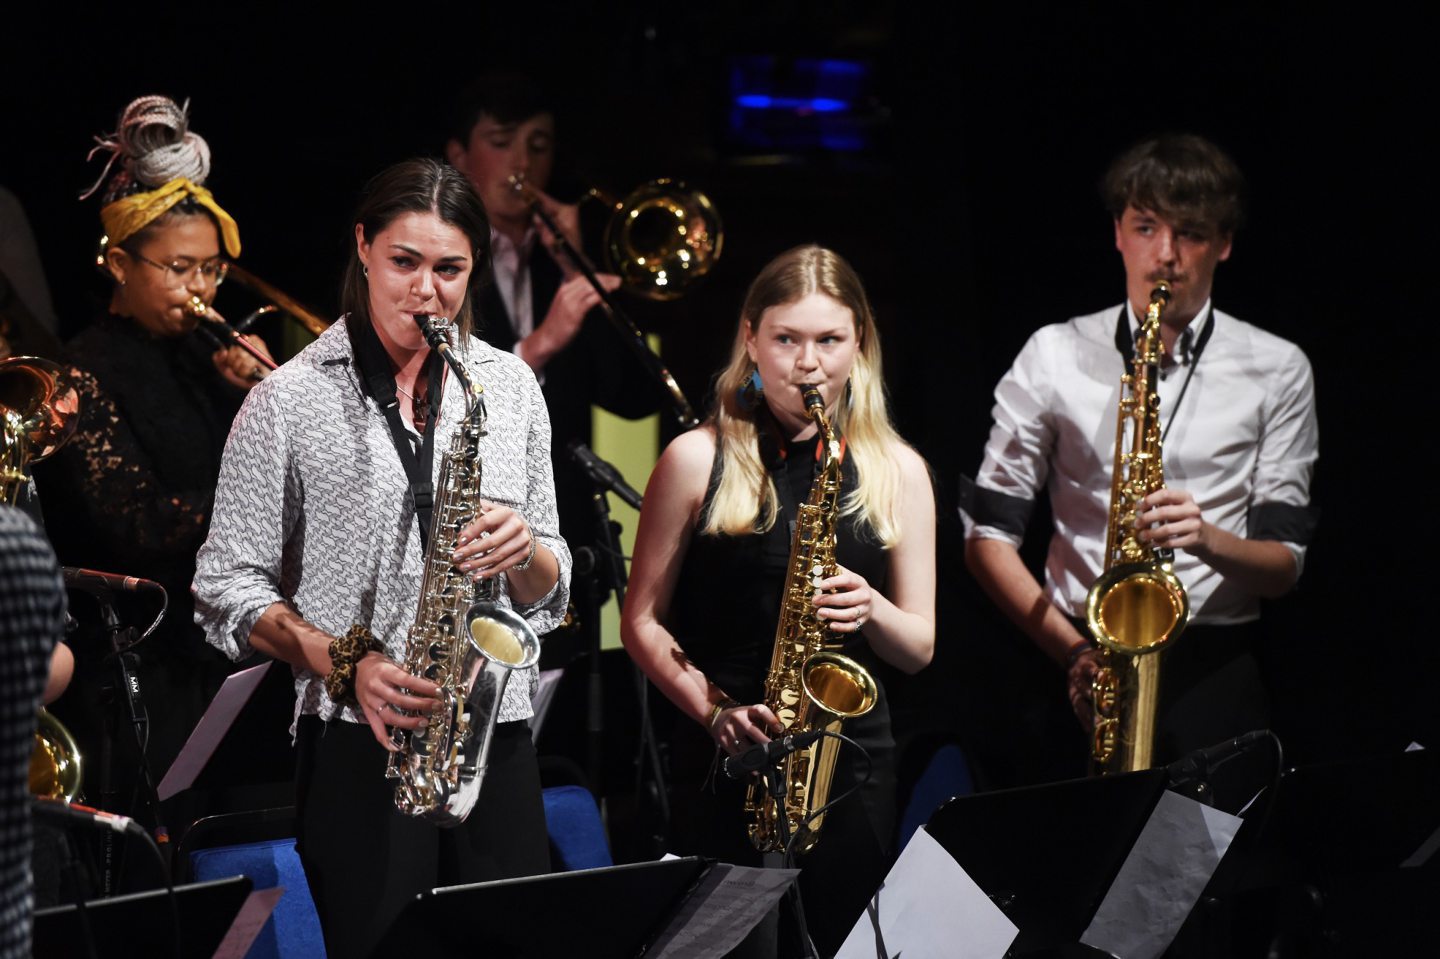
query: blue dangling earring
737 368 764 412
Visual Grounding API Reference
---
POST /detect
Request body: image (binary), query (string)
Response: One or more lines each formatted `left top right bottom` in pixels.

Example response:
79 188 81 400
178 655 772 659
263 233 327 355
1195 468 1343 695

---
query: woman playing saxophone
193 159 569 959
622 245 935 959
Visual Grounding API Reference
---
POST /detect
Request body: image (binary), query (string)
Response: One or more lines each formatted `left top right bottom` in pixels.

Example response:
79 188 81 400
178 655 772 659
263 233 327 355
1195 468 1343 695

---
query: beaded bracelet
324 625 385 706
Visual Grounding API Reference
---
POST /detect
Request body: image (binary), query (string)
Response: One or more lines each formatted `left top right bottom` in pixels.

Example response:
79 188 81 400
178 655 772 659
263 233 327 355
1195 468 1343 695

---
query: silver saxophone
385 314 541 826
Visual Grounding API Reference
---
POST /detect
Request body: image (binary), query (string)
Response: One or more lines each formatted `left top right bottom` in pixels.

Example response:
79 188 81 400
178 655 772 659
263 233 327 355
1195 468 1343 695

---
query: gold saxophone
745 386 878 854
1086 282 1191 775
385 317 541 826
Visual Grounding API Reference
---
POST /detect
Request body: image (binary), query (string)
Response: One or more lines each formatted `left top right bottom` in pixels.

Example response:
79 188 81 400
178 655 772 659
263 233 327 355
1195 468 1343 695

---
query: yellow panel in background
592 335 665 650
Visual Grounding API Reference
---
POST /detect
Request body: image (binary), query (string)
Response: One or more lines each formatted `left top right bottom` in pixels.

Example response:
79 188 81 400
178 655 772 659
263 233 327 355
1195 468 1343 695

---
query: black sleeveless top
670 428 891 710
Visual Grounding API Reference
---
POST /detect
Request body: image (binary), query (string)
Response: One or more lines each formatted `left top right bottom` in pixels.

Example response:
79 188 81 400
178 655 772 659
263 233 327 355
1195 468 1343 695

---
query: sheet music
646 862 798 959
835 827 1018 959
1080 789 1243 959
158 661 271 800
210 886 283 959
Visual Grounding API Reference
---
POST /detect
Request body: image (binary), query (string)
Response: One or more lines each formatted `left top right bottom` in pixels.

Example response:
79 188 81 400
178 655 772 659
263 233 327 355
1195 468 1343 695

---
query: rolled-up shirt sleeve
962 330 1056 546
193 380 295 660
498 367 571 632
1248 345 1319 577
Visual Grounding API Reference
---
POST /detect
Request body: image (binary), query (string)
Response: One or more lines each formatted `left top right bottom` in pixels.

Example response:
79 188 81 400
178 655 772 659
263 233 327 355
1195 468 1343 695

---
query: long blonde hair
703 245 908 546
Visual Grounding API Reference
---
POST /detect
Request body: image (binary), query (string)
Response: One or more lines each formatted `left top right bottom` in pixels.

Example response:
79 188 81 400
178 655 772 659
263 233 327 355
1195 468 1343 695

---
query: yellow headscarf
100 177 241 258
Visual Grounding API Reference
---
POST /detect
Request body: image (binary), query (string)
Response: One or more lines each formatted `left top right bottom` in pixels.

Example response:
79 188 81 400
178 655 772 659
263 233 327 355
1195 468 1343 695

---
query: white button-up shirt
963 302 1318 625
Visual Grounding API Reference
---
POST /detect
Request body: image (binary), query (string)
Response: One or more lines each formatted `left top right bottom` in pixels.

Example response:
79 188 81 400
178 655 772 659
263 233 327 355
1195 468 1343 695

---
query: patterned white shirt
962 302 1318 625
193 318 571 730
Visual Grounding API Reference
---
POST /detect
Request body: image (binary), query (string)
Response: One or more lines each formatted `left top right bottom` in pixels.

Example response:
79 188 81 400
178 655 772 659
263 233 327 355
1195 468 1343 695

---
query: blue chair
897 742 975 850
542 784 612 871
183 809 325 959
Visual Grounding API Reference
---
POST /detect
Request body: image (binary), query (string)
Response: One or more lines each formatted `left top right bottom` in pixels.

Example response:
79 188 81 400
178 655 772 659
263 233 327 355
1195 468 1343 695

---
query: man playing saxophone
962 133 1318 804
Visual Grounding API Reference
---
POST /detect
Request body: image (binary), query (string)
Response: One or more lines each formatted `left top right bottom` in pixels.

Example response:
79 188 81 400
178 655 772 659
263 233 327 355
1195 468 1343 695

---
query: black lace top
34 315 243 657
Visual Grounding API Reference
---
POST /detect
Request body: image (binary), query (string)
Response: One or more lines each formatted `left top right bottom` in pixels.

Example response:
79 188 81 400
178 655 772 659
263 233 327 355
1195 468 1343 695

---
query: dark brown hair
340 158 491 341
1101 133 1246 235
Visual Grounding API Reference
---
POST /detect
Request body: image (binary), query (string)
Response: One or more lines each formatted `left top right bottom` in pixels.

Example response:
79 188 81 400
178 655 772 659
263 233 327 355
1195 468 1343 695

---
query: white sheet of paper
158 661 271 800
835 826 1018 959
646 862 799 959
209 885 283 959
1081 790 1243 959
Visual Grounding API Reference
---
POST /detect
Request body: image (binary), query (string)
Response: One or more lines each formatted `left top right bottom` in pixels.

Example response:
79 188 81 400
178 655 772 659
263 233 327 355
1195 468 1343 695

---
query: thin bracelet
513 530 539 571
706 698 740 731
1067 638 1096 667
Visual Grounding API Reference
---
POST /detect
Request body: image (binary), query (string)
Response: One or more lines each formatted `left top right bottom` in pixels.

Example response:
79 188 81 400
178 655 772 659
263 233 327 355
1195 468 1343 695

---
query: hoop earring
362 265 369 278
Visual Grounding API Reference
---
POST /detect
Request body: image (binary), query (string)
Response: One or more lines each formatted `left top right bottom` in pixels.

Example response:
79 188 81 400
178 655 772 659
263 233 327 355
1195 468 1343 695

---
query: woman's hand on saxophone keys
1067 645 1100 731
812 565 873 633
453 500 534 579
710 703 783 758
355 651 441 749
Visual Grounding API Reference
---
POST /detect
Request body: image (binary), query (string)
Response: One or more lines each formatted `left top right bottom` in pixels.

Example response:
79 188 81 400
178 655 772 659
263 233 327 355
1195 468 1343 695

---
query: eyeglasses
130 251 229 289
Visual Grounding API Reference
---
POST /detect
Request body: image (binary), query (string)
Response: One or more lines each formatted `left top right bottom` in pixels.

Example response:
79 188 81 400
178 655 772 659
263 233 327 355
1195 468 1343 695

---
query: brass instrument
386 315 541 826
96 233 331 348
1087 281 1191 775
30 708 83 801
0 356 84 801
1 356 79 503
745 386 878 854
582 180 723 300
509 175 716 429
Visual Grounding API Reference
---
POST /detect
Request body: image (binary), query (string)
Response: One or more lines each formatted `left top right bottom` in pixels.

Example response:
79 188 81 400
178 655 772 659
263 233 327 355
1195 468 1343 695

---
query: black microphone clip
723 730 826 781
568 441 644 510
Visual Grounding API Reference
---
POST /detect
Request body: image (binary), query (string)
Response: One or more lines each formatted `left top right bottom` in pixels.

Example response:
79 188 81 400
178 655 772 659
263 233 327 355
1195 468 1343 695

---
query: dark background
2 4 1430 812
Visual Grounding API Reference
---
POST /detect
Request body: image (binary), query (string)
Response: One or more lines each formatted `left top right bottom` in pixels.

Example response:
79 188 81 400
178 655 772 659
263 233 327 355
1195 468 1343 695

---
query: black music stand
32 875 252 959
924 768 1167 958
374 857 719 958
1213 748 1440 954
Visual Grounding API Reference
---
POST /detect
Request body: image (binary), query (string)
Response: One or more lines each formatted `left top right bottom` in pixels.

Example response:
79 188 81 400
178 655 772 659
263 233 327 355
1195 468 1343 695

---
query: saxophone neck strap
1113 303 1215 445
351 317 445 550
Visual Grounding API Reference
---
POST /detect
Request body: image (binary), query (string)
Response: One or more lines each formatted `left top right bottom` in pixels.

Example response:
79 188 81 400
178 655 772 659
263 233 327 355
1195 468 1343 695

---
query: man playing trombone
445 74 669 553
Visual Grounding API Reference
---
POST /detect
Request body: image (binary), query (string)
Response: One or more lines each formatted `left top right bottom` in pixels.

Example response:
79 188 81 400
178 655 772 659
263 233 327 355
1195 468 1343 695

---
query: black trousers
294 716 548 959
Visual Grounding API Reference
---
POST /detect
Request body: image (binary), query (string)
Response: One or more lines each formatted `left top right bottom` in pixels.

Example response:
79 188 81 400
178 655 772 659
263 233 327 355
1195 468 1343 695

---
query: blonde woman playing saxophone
622 246 935 959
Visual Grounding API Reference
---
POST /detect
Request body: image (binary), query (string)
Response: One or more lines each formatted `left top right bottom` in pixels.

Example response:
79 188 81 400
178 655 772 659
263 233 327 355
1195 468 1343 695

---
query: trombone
509 175 721 430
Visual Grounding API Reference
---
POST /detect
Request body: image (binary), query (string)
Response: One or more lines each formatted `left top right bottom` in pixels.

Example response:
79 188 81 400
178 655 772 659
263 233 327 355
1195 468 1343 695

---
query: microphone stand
583 482 671 855
763 765 818 959
97 596 170 889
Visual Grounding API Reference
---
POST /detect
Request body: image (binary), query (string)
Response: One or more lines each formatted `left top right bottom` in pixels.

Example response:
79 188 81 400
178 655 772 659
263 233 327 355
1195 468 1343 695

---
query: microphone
1166 729 1270 786
724 730 826 781
568 441 643 510
32 798 146 837
63 567 165 595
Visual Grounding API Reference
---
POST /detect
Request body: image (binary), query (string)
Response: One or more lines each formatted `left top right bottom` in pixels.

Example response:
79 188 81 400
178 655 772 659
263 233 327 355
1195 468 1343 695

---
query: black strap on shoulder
1113 303 1215 444
351 318 444 549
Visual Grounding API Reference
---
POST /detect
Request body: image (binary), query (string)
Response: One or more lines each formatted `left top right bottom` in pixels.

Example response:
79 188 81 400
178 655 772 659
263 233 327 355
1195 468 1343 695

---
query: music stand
374 858 710 958
32 875 252 959
924 768 1167 957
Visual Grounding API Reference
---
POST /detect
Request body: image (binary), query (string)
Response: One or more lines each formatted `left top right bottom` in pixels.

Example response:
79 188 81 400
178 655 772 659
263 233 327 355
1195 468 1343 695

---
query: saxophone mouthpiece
1149 281 1172 305
413 313 452 351
801 385 825 412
